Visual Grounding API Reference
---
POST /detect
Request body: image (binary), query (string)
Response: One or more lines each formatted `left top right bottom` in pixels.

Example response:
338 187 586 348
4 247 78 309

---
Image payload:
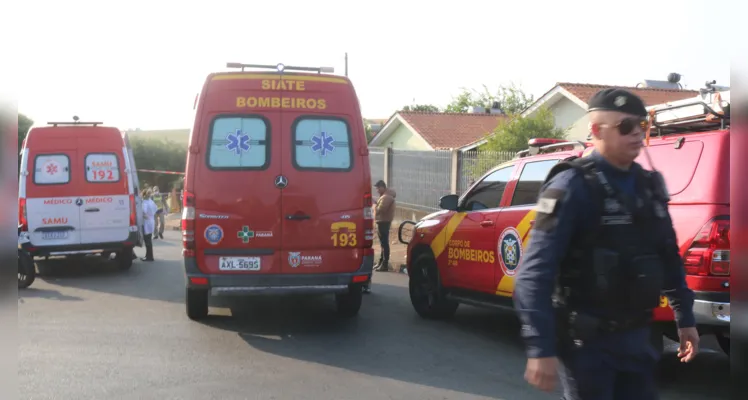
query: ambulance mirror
438 194 459 211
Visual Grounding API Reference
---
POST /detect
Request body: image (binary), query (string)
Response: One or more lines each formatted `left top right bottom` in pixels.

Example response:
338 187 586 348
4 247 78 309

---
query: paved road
19 231 730 400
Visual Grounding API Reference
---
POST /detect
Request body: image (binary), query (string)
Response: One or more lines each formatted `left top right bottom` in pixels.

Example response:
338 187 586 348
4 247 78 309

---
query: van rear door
193 110 283 275
278 75 366 274
79 152 130 244
26 152 82 247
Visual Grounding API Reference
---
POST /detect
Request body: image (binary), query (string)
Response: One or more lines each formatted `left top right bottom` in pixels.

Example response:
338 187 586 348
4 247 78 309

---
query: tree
444 83 534 114
129 137 187 191
483 106 568 153
18 113 33 152
401 104 440 112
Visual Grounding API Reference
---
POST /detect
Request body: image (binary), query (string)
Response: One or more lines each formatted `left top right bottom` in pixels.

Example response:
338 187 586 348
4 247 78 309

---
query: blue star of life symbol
225 129 251 155
310 132 335 156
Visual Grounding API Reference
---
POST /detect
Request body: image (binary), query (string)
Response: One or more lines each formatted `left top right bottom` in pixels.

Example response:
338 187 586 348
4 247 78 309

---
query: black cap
587 88 648 117
374 180 386 188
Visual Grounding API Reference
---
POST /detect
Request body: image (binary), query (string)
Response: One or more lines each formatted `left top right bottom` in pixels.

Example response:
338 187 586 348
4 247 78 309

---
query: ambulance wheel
116 249 133 270
409 253 458 319
186 288 209 320
18 250 36 289
335 285 363 318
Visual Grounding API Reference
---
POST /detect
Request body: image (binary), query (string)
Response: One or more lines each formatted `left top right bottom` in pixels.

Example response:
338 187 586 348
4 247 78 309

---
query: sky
9 0 740 131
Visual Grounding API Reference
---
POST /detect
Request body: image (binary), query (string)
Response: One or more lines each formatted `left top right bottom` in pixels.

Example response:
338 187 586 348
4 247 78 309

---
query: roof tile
558 82 699 107
398 112 507 150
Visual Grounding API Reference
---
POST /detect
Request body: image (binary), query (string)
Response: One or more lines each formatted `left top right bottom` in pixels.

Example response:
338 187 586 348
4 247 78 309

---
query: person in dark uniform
513 88 700 399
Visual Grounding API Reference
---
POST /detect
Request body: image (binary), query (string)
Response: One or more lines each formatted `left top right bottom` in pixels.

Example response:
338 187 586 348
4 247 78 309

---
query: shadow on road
199 282 730 400
18 287 84 302
33 251 185 305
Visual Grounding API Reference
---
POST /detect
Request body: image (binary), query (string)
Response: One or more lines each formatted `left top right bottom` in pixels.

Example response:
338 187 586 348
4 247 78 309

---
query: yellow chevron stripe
430 213 467 259
496 210 536 296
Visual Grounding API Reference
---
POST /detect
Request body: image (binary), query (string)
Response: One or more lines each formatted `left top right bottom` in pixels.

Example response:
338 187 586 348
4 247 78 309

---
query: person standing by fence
373 180 396 272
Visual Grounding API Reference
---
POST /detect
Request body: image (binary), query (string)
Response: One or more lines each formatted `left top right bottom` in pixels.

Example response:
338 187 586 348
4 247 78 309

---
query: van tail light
128 194 137 226
683 216 730 276
181 190 196 257
18 197 28 232
363 192 374 248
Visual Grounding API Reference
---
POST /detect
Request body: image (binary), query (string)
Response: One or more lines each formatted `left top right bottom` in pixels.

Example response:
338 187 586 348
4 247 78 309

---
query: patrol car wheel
335 286 363 318
409 253 458 319
186 288 209 320
116 250 133 270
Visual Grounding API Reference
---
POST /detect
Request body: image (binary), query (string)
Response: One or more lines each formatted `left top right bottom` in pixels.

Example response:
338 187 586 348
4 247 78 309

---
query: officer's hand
677 327 700 362
525 357 558 392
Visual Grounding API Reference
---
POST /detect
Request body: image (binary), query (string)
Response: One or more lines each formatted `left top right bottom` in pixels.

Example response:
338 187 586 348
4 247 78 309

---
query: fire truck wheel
409 253 458 319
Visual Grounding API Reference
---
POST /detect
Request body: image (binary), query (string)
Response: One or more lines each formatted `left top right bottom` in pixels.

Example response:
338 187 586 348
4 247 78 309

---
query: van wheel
409 253 458 319
335 286 363 318
116 250 133 270
716 332 730 355
186 288 209 320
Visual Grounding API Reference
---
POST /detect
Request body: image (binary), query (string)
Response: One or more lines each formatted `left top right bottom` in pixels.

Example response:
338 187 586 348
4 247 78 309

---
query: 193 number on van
331 232 357 247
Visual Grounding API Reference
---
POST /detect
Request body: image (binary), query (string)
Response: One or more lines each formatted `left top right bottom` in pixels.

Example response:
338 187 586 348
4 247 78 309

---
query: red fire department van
399 88 731 356
18 117 143 271
182 62 374 320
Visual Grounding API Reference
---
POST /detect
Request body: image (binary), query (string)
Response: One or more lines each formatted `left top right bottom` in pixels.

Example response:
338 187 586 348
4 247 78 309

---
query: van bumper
183 254 374 296
21 232 138 257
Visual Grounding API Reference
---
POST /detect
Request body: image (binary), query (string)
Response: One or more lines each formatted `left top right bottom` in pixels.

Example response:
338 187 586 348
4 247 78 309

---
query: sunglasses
601 118 649 136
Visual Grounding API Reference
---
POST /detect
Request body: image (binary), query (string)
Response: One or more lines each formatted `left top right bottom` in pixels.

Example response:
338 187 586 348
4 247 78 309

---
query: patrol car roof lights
47 116 103 127
516 139 591 158
226 62 335 74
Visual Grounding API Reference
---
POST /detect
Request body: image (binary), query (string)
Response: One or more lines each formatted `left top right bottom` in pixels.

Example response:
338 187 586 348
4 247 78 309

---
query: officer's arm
660 208 696 328
513 170 586 359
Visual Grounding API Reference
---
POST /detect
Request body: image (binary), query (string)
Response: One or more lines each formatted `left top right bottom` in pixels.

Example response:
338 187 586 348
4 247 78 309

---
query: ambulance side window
292 117 352 171
460 166 514 211
34 154 70 185
85 153 121 183
510 159 560 206
207 116 269 169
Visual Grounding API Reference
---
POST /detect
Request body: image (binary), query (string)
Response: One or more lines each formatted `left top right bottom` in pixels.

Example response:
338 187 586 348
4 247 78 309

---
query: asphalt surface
19 231 730 400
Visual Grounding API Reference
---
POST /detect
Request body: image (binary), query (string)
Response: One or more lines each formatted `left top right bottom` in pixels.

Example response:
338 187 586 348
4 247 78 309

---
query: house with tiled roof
517 82 699 142
367 110 507 151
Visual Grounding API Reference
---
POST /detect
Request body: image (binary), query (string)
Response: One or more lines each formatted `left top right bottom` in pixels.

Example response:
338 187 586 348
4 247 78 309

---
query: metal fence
369 147 514 214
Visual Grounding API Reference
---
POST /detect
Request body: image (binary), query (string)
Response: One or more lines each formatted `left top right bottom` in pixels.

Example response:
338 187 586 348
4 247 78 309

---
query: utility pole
345 52 348 77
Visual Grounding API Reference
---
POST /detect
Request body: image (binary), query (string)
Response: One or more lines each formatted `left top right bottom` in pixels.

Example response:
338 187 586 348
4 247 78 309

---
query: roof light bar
47 116 103 127
514 140 591 159
226 62 335 74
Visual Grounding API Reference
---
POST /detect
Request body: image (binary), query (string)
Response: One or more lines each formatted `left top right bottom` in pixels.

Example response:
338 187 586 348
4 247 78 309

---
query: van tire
335 286 363 318
409 253 459 320
116 250 133 270
186 288 209 320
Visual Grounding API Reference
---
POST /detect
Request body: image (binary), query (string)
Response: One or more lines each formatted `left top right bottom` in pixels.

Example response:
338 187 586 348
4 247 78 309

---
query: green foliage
129 137 187 190
401 104 440 112
18 113 33 152
482 106 568 153
444 83 534 114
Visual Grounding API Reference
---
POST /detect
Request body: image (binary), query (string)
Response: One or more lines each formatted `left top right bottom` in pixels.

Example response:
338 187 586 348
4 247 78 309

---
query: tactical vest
545 157 670 319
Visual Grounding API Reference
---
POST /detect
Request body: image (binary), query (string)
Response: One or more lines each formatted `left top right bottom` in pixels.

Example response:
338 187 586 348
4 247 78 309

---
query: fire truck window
461 166 514 211
511 159 560 206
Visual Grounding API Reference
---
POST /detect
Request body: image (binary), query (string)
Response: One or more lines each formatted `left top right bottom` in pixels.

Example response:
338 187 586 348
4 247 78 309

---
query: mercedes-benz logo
75 198 83 206
274 175 288 189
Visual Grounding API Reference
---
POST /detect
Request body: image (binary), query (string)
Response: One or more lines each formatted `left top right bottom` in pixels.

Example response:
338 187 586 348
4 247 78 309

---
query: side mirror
438 194 459 211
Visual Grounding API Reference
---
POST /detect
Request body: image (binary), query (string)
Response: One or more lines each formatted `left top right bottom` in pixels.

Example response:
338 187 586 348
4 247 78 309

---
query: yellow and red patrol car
399 138 593 317
401 88 732 357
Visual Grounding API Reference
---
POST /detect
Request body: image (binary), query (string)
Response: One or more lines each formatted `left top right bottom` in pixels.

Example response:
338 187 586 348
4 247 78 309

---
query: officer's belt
568 310 650 334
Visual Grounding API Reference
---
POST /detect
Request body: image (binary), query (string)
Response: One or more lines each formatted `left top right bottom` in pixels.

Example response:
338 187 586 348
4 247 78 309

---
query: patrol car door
493 158 561 297
448 165 515 293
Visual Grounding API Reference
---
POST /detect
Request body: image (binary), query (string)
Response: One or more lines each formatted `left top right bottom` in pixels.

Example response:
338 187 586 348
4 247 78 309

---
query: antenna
345 52 348 77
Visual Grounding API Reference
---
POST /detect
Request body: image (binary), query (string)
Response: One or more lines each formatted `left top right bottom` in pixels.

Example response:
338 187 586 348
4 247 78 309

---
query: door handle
286 214 311 220
85 208 100 212
480 220 494 227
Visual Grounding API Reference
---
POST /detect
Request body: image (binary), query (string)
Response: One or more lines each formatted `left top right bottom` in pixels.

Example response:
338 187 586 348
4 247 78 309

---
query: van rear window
293 118 352 171
86 153 121 183
208 116 269 169
34 154 70 185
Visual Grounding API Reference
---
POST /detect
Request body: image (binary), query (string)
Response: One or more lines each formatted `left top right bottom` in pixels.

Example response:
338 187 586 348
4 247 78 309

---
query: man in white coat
141 189 158 261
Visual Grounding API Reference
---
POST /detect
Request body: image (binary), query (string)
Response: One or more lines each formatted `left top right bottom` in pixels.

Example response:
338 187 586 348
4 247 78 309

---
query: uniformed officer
513 88 700 399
